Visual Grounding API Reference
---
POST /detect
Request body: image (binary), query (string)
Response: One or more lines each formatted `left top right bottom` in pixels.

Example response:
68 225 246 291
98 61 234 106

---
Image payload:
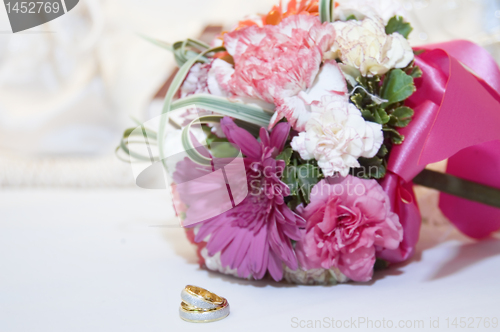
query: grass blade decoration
181 115 224 165
138 34 173 51
173 39 211 67
170 95 272 128
119 126 159 162
139 34 211 66
158 45 225 168
158 44 276 169
319 0 334 23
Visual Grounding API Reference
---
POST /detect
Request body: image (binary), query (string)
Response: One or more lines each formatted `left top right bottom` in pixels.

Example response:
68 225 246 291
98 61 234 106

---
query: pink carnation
214 15 347 131
295 176 403 281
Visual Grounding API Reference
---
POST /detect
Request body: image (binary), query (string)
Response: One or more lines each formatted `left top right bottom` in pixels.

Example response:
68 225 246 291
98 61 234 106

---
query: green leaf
385 16 413 39
392 136 404 145
377 144 389 158
413 49 425 56
350 93 365 110
276 148 293 165
282 162 320 203
381 69 416 107
365 75 381 95
383 127 405 144
409 65 423 78
209 142 239 158
201 125 239 158
345 14 357 21
282 166 299 196
296 164 320 204
206 135 224 146
361 109 376 123
390 106 414 127
355 157 386 179
376 108 390 124
373 110 382 124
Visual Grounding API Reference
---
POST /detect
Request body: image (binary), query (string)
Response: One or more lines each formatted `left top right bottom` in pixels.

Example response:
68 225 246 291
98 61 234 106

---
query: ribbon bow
379 40 500 263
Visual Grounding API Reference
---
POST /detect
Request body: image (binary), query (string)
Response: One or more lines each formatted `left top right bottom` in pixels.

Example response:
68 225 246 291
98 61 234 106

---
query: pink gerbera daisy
188 117 305 281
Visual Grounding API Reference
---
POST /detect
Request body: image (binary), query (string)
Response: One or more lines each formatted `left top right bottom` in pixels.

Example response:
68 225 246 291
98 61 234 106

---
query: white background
1 188 499 332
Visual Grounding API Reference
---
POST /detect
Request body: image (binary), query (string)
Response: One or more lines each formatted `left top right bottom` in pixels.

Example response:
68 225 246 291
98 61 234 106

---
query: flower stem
413 169 500 209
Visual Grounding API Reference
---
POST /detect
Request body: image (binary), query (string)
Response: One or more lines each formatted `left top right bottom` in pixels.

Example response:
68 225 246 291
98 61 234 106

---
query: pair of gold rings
179 285 230 323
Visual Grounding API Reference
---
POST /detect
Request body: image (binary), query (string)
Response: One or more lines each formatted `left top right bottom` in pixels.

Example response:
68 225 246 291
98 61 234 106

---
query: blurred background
1 0 500 188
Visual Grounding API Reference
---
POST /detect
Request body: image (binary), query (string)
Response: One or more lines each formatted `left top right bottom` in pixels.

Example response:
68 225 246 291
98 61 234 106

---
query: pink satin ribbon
378 40 500 263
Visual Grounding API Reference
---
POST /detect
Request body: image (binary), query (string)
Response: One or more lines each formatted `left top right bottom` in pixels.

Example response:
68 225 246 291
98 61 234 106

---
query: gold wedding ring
181 285 225 309
179 285 230 323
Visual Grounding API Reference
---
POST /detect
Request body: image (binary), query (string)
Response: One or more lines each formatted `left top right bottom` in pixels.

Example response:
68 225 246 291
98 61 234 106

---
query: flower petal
220 117 262 159
208 59 234 96
270 122 291 154
224 25 267 62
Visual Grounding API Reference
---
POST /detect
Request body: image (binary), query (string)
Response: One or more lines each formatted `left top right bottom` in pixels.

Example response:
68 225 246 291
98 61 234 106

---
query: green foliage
281 153 322 209
413 49 425 56
385 16 413 39
352 144 390 180
383 127 405 145
353 155 387 180
203 128 239 158
350 68 416 128
380 69 416 107
374 258 390 271
347 61 421 180
276 148 293 165
408 65 423 78
374 108 390 124
357 75 382 96
377 144 389 158
389 106 414 127
296 164 321 203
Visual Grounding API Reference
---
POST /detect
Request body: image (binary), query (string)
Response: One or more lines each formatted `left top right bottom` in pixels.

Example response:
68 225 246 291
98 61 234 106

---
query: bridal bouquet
119 0 500 284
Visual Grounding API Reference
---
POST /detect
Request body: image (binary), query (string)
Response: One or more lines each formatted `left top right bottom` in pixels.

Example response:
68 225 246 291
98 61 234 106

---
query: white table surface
1 188 499 332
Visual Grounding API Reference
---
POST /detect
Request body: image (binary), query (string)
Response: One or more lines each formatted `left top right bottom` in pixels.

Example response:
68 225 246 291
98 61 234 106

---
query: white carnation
330 18 414 77
180 62 210 98
290 96 384 177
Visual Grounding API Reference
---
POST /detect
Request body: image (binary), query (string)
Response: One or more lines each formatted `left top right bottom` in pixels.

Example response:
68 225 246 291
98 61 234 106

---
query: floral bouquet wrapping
119 0 500 284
